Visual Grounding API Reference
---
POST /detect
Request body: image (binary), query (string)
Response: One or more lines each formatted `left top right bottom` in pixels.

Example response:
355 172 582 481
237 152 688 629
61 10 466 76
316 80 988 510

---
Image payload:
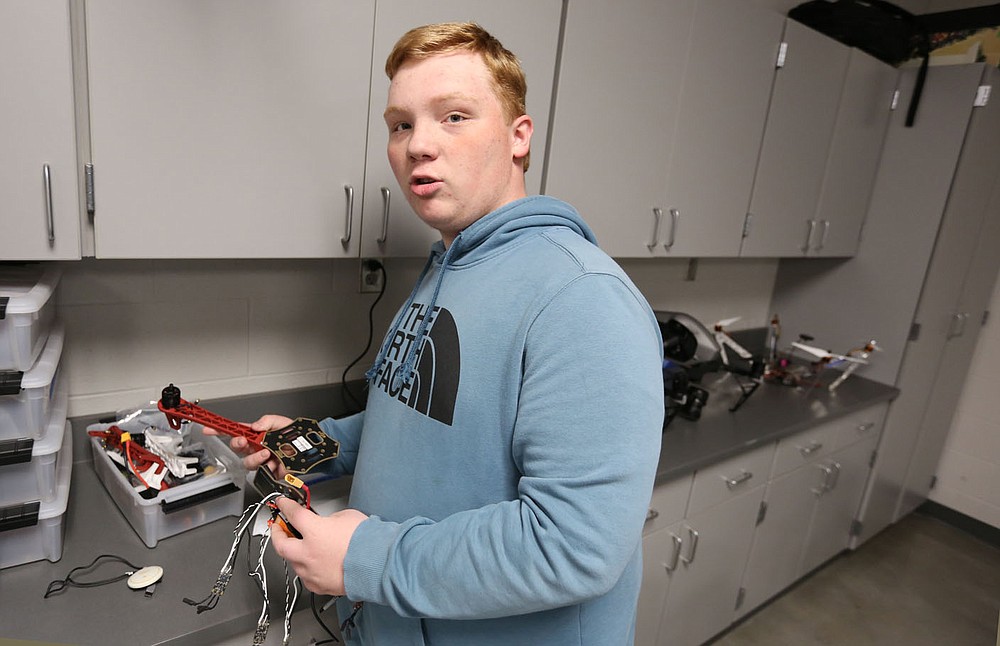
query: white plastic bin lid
0 266 61 317
19 322 64 390
27 376 69 459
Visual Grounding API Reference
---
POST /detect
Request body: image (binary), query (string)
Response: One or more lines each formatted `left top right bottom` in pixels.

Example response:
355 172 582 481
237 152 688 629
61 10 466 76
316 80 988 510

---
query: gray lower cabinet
639 406 886 644
1 0 82 260
737 406 884 618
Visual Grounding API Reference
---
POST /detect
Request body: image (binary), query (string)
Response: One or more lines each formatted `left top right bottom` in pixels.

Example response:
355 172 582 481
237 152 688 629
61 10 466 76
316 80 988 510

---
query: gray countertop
0 375 897 645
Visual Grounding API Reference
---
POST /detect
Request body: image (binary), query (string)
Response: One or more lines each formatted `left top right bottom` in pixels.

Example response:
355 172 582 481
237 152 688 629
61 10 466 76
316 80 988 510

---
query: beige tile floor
714 512 1000 646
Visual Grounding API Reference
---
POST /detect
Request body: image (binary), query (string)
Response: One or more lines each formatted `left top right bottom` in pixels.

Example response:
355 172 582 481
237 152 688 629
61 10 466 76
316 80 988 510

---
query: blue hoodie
318 195 664 645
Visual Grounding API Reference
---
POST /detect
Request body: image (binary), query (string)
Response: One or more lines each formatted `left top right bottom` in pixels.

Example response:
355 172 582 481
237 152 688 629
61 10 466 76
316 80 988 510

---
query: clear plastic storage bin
0 432 72 569
0 266 60 372
0 377 70 507
89 420 246 548
0 323 64 441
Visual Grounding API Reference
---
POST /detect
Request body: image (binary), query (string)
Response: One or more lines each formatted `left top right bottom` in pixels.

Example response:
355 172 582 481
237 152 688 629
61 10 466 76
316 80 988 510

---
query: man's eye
392 122 412 132
446 114 466 123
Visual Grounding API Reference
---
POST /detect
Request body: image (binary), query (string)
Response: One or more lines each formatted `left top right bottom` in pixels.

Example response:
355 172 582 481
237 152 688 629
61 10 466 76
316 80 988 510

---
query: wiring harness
184 491 304 645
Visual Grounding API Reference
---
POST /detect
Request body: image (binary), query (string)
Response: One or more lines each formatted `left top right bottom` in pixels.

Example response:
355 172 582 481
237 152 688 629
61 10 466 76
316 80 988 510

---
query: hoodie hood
366 195 598 389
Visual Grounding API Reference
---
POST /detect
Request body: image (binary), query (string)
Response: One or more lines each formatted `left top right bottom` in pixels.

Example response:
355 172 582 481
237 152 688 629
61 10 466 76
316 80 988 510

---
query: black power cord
44 554 143 598
341 259 386 412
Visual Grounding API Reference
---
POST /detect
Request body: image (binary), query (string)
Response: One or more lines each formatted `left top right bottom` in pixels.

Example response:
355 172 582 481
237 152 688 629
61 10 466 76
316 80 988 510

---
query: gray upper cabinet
359 0 563 258
546 0 786 258
543 0 698 258
661 0 785 257
740 20 851 257
85 0 375 258
810 49 898 257
1 1 81 260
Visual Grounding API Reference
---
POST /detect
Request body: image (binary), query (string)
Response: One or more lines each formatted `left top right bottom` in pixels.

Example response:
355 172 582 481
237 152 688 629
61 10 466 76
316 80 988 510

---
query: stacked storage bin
0 266 69 568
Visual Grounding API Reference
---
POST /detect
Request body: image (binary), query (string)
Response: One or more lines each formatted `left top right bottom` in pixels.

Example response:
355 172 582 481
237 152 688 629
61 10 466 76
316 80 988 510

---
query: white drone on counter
790 339 881 391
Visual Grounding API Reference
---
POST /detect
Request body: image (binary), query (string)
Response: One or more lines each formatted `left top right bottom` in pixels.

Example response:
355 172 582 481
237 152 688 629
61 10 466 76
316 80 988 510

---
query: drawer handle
799 441 823 457
664 533 683 572
723 470 753 490
645 508 660 523
680 526 699 565
43 164 55 244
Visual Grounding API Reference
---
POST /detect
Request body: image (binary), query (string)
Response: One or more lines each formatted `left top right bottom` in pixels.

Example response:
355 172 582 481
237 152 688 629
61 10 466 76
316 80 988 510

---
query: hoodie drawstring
365 235 462 390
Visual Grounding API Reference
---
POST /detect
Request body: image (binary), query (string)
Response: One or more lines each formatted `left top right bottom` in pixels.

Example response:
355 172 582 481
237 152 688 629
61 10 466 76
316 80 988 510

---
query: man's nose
407 123 438 160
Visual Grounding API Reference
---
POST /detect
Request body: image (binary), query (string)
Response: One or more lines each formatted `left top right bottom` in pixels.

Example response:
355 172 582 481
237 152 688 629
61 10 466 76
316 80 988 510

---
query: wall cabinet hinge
908 322 921 342
849 519 863 537
776 41 788 68
974 85 991 107
930 475 937 490
742 213 753 239
735 587 746 611
869 450 877 469
756 500 768 526
983 310 991 327
85 163 95 219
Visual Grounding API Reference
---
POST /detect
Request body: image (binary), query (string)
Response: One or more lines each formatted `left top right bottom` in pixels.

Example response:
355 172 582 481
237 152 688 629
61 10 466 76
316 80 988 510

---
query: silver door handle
663 208 679 250
341 185 354 245
377 187 391 245
723 470 753 490
802 219 816 253
43 164 55 244
829 462 842 490
665 532 683 572
812 464 833 495
680 526 699 565
817 220 830 250
647 208 663 249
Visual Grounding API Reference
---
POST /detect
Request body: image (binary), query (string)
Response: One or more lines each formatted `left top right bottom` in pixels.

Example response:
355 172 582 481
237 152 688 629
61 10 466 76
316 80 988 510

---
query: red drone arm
158 384 265 451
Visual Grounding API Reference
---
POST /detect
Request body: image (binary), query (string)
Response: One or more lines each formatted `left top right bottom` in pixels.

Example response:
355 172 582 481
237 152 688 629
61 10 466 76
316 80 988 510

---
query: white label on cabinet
974 85 991 107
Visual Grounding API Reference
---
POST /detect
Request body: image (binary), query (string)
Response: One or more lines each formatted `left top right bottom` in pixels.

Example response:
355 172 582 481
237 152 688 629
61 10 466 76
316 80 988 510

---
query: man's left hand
270 497 368 596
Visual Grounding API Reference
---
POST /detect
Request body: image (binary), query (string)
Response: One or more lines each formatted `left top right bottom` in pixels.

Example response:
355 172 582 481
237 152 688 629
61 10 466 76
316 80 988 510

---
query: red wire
125 440 152 490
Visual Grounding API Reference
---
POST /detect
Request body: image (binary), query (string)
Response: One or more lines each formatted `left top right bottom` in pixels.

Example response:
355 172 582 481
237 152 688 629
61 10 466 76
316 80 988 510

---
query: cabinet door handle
665 532 683 572
647 208 663 249
723 470 753 490
341 185 355 245
829 462 842 490
377 187 391 245
857 422 875 433
663 208 679 250
680 526 699 565
812 464 833 495
798 441 823 457
802 219 816 253
817 220 830 251
43 164 55 244
645 508 659 523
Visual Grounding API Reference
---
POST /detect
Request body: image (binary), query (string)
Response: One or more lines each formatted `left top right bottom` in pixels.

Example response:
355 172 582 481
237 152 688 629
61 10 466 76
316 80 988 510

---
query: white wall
52 256 778 418
929 277 1000 528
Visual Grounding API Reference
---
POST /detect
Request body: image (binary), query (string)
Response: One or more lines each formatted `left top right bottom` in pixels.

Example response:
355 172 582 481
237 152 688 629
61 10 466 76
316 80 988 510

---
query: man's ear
511 114 533 162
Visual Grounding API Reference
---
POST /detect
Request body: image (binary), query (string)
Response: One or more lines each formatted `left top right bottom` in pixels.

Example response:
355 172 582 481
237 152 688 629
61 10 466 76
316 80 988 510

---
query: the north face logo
371 303 460 425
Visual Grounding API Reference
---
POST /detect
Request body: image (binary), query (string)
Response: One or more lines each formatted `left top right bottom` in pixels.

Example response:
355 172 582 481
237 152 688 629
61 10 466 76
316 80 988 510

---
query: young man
231 22 664 645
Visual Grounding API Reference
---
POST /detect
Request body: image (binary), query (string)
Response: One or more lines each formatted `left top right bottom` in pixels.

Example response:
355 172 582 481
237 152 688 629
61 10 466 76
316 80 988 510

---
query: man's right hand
207 414 293 476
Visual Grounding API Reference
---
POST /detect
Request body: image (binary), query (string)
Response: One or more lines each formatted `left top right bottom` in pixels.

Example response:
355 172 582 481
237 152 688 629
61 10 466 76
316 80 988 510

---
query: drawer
686 442 775 517
644 473 692 535
772 405 888 477
828 404 887 453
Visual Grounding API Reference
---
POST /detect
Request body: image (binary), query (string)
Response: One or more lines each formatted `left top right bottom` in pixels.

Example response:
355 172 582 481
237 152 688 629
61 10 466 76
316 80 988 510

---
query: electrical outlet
360 259 384 293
